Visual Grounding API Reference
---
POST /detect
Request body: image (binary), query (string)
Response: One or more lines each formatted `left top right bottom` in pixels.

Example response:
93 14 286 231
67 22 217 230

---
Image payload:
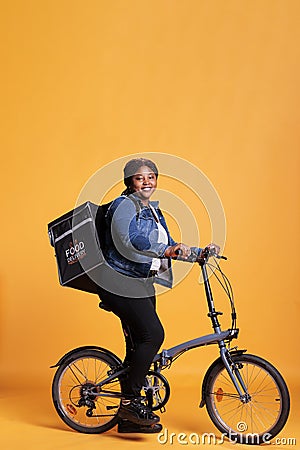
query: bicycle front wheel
52 350 122 433
204 353 290 444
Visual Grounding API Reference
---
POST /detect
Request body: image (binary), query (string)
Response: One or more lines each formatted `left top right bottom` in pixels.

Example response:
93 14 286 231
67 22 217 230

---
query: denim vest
102 194 177 288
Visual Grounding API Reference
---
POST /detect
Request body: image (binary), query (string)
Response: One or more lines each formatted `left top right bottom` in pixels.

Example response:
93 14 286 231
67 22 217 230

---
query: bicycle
51 247 290 444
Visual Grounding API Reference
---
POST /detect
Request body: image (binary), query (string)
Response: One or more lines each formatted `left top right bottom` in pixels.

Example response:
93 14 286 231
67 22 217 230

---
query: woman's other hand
164 243 191 259
201 243 220 258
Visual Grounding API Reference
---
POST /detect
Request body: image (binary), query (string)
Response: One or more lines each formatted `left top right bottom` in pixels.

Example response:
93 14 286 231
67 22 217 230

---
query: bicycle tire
204 353 290 445
52 349 122 433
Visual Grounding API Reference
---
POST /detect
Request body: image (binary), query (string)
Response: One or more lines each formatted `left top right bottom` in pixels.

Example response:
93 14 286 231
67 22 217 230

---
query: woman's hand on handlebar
198 243 221 261
164 243 191 259
207 242 221 256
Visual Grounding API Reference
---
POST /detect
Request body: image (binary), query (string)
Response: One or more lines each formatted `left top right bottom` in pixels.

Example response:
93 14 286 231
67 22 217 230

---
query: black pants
97 284 164 398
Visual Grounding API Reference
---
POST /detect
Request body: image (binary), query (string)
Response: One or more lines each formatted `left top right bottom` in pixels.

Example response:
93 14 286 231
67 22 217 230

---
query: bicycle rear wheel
52 349 122 433
204 353 290 444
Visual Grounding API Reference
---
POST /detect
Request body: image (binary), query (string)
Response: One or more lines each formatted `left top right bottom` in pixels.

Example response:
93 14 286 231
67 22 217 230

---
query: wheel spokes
58 356 121 428
210 361 282 435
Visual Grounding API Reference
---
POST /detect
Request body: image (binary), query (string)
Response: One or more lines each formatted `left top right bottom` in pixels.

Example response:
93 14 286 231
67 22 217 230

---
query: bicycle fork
219 344 251 403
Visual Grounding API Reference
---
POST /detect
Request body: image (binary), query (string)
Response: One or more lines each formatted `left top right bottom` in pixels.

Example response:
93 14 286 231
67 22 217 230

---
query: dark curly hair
121 158 159 196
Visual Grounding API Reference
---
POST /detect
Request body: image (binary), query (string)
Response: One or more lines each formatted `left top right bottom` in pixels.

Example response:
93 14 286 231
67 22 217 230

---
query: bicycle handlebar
175 247 227 263
215 254 227 260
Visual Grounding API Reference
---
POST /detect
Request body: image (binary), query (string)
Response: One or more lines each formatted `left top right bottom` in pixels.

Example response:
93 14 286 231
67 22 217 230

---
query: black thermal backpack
47 201 111 294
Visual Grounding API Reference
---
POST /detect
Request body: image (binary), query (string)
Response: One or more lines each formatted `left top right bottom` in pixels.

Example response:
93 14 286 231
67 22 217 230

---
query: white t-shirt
149 205 168 270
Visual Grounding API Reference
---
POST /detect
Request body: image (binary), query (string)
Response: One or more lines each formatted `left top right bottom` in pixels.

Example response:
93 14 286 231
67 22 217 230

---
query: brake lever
197 249 227 264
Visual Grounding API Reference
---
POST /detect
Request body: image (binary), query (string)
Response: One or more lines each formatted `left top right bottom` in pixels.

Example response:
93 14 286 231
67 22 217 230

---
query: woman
97 158 219 434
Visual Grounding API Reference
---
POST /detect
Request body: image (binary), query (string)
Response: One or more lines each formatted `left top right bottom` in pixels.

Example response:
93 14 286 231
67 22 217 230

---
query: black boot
118 398 160 426
118 419 163 434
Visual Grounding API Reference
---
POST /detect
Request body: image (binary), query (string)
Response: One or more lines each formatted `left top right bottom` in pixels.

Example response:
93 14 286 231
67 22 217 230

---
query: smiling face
130 165 157 205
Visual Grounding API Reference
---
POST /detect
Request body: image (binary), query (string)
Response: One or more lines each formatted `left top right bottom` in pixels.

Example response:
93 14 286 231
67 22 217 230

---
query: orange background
0 1 299 448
